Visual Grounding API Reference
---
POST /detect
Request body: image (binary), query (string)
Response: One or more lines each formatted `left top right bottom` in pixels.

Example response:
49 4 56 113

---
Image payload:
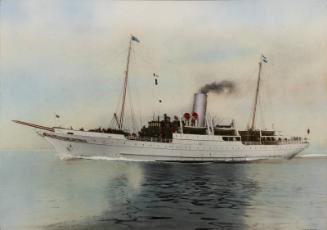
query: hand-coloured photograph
0 1 326 229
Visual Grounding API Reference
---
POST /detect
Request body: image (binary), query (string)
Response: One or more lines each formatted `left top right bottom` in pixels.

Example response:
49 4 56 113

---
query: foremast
117 35 140 130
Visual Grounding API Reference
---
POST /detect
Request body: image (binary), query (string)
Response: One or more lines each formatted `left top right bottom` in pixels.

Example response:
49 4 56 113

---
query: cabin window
222 137 234 141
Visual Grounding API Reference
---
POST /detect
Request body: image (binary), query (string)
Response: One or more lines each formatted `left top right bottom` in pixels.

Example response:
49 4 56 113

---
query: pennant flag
131 35 140 43
261 54 268 63
153 73 159 85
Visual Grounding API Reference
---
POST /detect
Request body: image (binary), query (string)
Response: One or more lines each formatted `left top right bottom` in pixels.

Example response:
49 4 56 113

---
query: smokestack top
195 92 207 95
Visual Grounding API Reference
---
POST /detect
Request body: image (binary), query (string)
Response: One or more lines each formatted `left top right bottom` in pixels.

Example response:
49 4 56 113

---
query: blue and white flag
131 35 140 43
261 54 268 63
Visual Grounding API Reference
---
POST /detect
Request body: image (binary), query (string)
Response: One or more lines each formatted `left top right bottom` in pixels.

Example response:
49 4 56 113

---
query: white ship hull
39 128 308 162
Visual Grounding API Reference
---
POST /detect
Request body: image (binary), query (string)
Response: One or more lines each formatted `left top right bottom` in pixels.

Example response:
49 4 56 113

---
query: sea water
0 150 326 230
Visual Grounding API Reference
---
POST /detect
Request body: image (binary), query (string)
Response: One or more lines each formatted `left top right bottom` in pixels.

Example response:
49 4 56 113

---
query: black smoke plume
200 80 236 94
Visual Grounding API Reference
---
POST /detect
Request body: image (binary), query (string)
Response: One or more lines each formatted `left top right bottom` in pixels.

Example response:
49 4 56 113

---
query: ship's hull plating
41 130 308 162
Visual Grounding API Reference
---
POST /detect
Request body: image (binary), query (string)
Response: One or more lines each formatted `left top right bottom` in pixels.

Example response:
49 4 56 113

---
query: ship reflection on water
96 163 257 230
0 151 326 230
46 162 258 230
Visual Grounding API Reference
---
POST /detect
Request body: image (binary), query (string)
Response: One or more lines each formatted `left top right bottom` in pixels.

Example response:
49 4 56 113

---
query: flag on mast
131 35 140 43
261 54 268 63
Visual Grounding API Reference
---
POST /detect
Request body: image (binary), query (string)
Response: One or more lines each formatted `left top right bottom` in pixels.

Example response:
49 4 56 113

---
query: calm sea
0 150 326 230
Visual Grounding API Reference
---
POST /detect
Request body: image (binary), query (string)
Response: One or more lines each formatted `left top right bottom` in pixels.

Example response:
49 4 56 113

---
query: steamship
14 36 309 162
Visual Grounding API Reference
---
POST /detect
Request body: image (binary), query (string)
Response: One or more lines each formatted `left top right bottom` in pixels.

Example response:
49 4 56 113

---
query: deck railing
127 136 172 143
242 140 308 145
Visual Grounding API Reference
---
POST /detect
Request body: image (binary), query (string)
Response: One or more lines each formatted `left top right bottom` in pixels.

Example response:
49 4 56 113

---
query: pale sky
0 0 327 151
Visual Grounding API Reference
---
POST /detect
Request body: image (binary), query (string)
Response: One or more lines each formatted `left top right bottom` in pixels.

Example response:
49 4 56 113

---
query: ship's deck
126 135 308 145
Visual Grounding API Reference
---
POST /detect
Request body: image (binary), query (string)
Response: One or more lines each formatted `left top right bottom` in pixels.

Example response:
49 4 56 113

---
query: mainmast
250 55 267 130
118 35 140 130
